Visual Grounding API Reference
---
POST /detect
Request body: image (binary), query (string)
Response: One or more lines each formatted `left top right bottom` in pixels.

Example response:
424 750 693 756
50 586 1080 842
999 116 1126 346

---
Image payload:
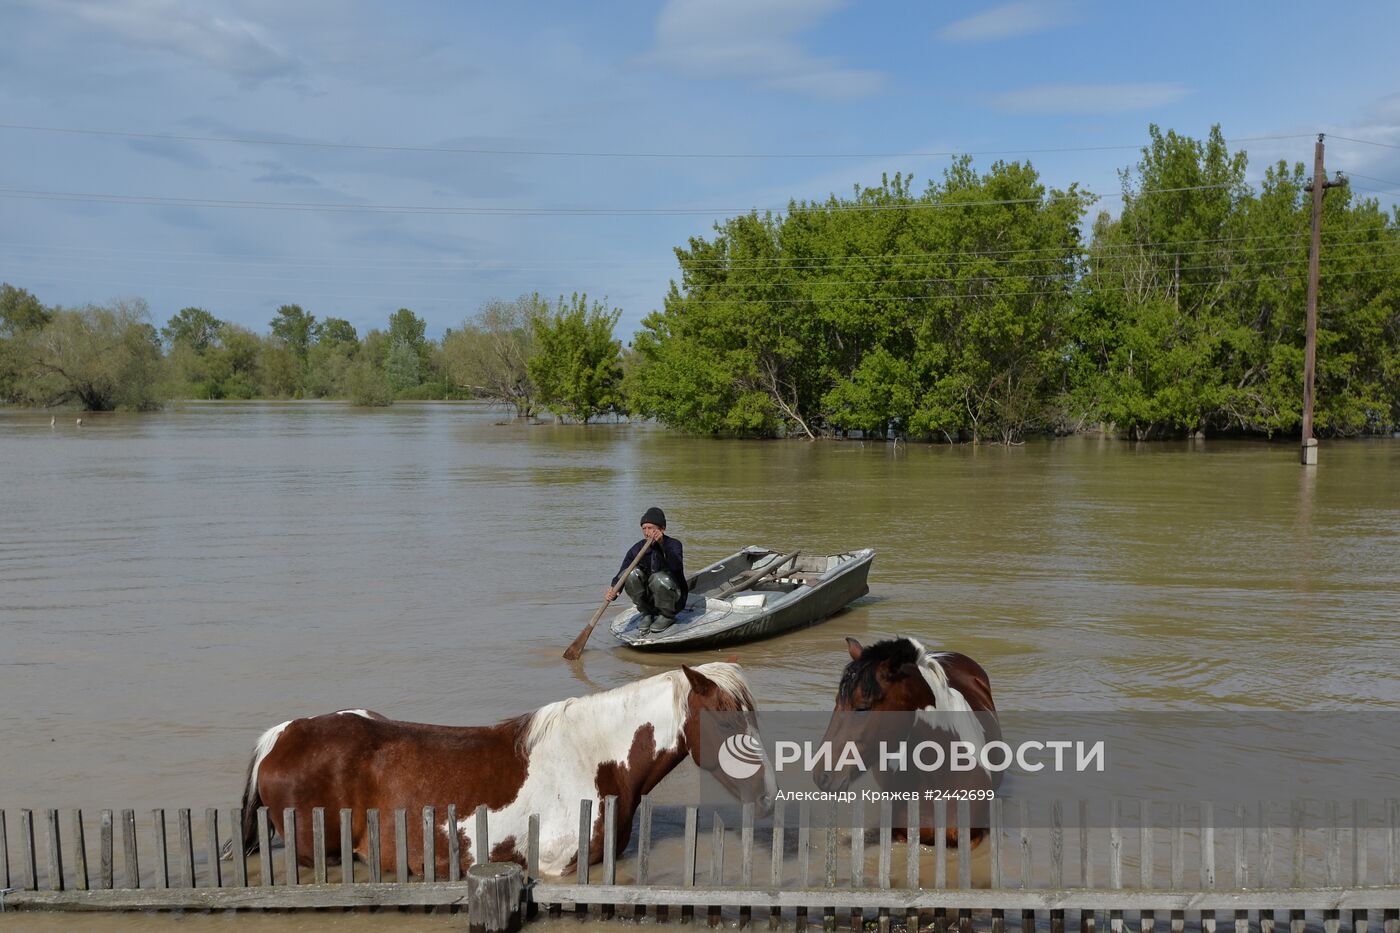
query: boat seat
779 571 825 585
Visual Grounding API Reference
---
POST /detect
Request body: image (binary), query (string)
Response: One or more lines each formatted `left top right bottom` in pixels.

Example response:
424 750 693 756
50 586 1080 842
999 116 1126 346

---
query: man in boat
604 507 688 635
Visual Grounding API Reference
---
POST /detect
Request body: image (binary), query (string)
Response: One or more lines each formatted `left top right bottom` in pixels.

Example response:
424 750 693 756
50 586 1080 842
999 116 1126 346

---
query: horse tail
221 720 292 859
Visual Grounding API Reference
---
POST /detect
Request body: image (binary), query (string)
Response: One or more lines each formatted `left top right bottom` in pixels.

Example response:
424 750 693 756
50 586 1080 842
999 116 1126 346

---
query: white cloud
644 0 885 100
992 83 1191 115
939 1 1072 42
53 0 299 84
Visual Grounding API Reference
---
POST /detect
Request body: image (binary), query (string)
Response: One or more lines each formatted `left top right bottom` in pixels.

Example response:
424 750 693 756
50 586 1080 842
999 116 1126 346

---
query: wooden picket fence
3 796 1399 933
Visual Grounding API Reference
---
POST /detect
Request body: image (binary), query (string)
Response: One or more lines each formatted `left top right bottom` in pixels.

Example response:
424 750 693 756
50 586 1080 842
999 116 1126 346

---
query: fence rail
2 797 1398 933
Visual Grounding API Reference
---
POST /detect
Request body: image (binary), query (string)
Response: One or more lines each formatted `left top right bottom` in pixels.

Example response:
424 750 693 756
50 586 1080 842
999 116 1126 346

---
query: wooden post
393 808 408 884
797 800 810 933
527 814 542 920
151 809 169 889
601 796 617 921
366 809 381 884
907 797 922 933
0 810 9 890
341 808 356 885
1325 801 1341 933
1021 799 1035 933
957 799 972 933
1081 800 1095 933
1260 803 1275 933
421 806 436 884
205 808 222 888
879 799 893 933
71 809 89 892
45 809 64 892
284 808 300 887
1170 804 1184 933
935 800 948 933
99 810 113 890
1291 801 1305 933
1353 800 1368 933
122 809 139 891
178 809 195 889
467 862 524 933
851 797 864 933
1109 800 1123 933
1052 801 1065 933
638 798 653 923
1141 800 1154 933
770 801 785 931
476 803 491 869
1202 802 1216 933
991 798 1005 933
313 807 328 885
446 804 460 883
575 798 592 922
1385 798 1399 933
20 810 38 891
683 805 698 925
741 801 755 929
1233 805 1247 933
823 801 837 933
710 810 726 928
231 807 248 888
258 808 274 886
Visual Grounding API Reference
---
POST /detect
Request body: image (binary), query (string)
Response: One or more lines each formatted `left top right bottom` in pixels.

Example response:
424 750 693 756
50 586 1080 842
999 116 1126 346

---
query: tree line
0 288 625 421
3 126 1397 439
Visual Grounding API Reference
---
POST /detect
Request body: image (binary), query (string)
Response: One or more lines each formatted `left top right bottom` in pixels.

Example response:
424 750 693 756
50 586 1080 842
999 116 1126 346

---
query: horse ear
845 637 863 661
894 662 922 682
682 665 717 697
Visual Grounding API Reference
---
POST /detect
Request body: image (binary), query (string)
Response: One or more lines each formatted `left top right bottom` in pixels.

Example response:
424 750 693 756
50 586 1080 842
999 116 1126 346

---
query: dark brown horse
229 663 772 877
816 636 1001 848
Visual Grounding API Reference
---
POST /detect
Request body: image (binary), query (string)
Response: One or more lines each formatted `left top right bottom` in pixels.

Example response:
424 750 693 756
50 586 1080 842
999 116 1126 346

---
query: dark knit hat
640 506 667 529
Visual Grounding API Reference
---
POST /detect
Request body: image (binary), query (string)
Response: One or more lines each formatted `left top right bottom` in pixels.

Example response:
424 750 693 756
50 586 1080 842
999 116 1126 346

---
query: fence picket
366 809 382 884
178 809 194 889
151 809 169 890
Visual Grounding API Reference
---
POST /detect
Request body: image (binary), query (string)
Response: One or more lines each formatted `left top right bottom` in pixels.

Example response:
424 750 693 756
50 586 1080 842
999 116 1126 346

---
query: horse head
679 663 775 812
815 637 934 791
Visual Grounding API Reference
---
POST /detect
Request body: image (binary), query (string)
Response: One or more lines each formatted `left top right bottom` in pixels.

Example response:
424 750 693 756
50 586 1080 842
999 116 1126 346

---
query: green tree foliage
629 166 1088 441
345 357 394 406
317 317 359 349
161 307 223 352
443 295 543 417
528 293 624 423
269 304 317 363
1 283 52 401
11 299 166 410
1069 125 1400 438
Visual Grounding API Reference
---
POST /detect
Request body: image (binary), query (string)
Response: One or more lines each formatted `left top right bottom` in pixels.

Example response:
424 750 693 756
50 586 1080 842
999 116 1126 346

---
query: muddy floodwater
3 402 1398 930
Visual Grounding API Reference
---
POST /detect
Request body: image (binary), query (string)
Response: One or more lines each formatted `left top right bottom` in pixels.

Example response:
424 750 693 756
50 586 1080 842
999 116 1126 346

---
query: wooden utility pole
1300 133 1346 466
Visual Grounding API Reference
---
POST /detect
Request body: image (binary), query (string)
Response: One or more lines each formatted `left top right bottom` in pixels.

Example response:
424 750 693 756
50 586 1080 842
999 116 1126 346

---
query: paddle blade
562 625 593 661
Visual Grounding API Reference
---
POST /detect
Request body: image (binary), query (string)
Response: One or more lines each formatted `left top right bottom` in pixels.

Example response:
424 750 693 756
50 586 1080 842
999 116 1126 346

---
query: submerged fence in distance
3 796 1399 933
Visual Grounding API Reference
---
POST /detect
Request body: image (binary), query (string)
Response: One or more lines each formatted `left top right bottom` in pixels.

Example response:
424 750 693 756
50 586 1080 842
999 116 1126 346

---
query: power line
2 229 1334 267
11 252 1392 299
7 230 1394 277
1327 134 1400 152
1 182 1263 217
20 266 1389 309
0 121 1319 161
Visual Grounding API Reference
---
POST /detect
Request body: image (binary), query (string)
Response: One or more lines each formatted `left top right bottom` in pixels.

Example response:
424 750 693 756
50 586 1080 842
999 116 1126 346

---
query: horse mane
516 662 755 754
840 636 986 746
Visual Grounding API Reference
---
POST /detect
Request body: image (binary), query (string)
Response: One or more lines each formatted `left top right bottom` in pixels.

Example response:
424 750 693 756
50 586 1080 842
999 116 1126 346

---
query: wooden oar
714 549 801 601
563 538 654 661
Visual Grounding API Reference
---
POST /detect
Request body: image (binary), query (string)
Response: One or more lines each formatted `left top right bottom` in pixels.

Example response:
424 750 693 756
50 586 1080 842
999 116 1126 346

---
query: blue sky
3 0 1399 342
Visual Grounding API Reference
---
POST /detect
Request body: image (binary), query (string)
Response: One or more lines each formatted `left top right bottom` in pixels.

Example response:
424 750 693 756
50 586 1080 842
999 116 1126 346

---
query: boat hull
609 547 873 651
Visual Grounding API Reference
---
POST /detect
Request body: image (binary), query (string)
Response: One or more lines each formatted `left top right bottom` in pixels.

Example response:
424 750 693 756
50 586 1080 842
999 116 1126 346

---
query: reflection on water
2 401 1398 822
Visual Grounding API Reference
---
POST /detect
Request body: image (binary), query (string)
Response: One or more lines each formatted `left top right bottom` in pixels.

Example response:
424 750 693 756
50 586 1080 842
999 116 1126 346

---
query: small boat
610 546 874 650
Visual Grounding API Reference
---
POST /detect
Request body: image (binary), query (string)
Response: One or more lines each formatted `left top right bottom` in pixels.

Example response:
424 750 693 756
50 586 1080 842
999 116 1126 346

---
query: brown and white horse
230 663 772 877
816 636 1001 848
